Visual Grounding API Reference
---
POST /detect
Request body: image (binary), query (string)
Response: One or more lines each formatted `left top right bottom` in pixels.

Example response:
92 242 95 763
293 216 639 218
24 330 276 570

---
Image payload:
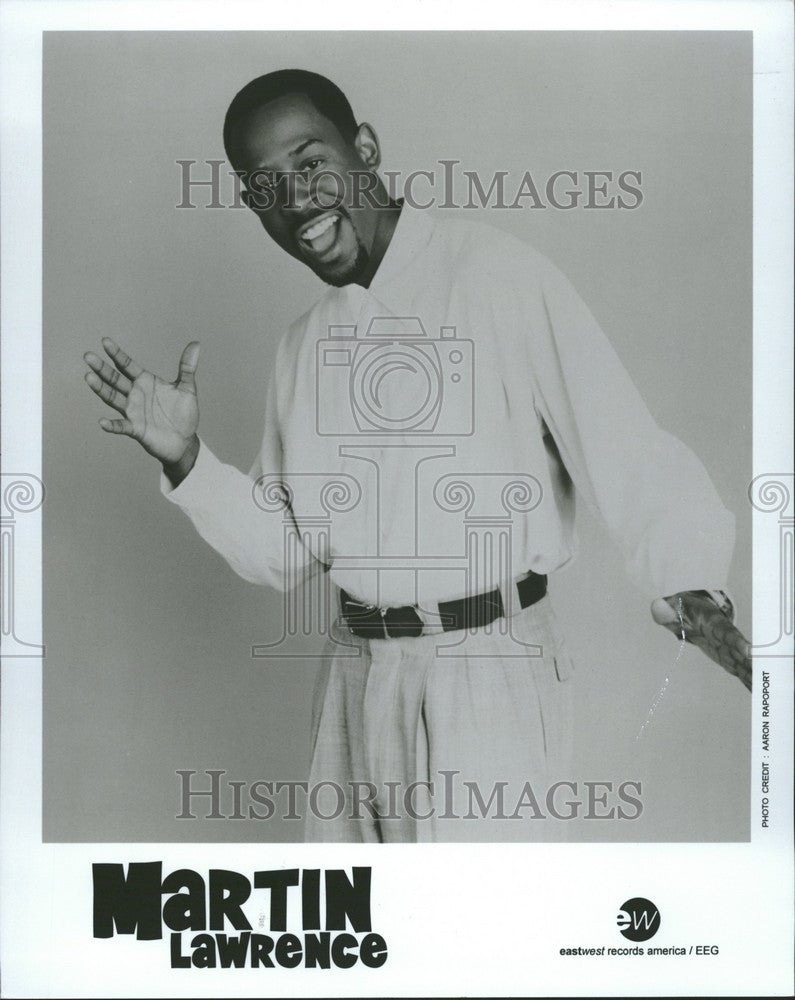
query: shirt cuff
159 438 218 508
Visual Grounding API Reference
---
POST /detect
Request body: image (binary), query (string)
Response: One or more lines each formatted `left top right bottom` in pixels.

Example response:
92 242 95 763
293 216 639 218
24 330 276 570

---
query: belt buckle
342 593 429 640
384 605 424 639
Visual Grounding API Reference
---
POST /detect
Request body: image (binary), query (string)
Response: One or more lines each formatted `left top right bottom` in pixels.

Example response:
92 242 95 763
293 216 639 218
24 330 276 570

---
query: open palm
84 337 200 466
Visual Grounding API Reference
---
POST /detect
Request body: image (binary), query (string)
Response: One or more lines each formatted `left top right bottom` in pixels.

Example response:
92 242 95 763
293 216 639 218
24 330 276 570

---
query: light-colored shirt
161 203 735 607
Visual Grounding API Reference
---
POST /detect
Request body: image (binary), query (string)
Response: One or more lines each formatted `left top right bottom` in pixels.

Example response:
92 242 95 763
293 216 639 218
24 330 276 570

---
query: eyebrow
291 137 323 157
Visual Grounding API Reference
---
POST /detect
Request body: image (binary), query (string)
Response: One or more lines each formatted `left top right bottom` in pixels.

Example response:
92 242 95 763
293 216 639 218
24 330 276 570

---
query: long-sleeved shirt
161 202 735 608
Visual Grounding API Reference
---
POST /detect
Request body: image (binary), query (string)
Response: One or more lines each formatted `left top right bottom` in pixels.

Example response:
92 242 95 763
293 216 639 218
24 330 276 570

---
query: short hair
223 69 358 166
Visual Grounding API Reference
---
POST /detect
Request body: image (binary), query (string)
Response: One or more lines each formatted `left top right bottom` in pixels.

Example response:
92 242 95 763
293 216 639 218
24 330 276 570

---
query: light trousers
305 595 575 842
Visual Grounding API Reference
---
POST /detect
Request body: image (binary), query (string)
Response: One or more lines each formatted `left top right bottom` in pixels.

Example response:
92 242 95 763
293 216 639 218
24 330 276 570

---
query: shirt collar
337 200 435 315
370 199 434 288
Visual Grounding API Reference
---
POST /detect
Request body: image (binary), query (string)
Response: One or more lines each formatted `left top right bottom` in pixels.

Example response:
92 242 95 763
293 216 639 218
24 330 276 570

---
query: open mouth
296 211 343 258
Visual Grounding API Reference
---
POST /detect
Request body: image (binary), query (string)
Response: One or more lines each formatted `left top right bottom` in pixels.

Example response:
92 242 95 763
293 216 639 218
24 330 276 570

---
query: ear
353 122 381 170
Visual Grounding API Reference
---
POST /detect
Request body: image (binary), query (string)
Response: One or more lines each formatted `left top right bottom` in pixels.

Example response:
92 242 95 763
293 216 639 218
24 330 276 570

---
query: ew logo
616 897 660 942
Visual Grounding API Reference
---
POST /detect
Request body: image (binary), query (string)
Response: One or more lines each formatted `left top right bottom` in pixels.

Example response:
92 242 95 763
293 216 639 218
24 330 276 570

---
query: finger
84 371 128 414
99 417 134 436
84 352 132 394
176 341 200 392
101 337 144 380
651 596 680 628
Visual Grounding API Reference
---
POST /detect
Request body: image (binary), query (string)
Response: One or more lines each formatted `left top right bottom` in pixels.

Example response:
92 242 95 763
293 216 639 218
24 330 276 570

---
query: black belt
340 571 547 640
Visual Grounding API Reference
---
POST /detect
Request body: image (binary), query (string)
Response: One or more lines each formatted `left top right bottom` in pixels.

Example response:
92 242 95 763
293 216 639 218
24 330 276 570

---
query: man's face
230 93 384 286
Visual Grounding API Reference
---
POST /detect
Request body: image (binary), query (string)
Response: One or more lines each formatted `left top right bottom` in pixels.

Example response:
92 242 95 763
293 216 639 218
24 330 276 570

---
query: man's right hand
84 338 201 487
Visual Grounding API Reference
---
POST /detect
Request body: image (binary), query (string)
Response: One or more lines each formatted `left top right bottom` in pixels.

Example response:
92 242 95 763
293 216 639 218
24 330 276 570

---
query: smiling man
83 68 750 843
224 72 401 288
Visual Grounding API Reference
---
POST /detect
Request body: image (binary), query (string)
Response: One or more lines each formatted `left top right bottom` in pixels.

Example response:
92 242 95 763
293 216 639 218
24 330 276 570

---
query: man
83 69 750 842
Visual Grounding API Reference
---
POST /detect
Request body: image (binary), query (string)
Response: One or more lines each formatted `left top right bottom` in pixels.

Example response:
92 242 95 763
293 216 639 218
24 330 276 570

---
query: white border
1 2 792 997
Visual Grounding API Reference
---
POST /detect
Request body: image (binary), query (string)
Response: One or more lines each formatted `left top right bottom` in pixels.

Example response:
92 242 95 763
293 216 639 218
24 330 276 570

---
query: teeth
303 215 338 242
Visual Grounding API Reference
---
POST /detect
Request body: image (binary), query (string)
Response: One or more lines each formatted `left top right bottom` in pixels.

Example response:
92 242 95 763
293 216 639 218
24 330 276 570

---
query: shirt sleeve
527 255 736 600
159 367 319 592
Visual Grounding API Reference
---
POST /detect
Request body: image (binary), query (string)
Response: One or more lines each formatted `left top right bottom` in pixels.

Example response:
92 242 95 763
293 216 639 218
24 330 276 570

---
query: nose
278 170 313 215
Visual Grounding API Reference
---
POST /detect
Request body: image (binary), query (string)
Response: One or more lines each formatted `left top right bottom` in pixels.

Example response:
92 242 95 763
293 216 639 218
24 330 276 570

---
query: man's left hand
651 591 751 691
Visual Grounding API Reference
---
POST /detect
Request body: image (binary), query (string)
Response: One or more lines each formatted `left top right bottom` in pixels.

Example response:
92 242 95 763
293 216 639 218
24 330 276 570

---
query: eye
300 158 325 177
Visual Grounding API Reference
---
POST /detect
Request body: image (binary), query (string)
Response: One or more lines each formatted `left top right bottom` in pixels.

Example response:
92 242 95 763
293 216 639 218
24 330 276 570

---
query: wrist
162 435 200 489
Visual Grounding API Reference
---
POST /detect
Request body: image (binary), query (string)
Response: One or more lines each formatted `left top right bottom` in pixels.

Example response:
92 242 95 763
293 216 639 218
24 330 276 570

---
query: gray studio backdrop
43 31 751 842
